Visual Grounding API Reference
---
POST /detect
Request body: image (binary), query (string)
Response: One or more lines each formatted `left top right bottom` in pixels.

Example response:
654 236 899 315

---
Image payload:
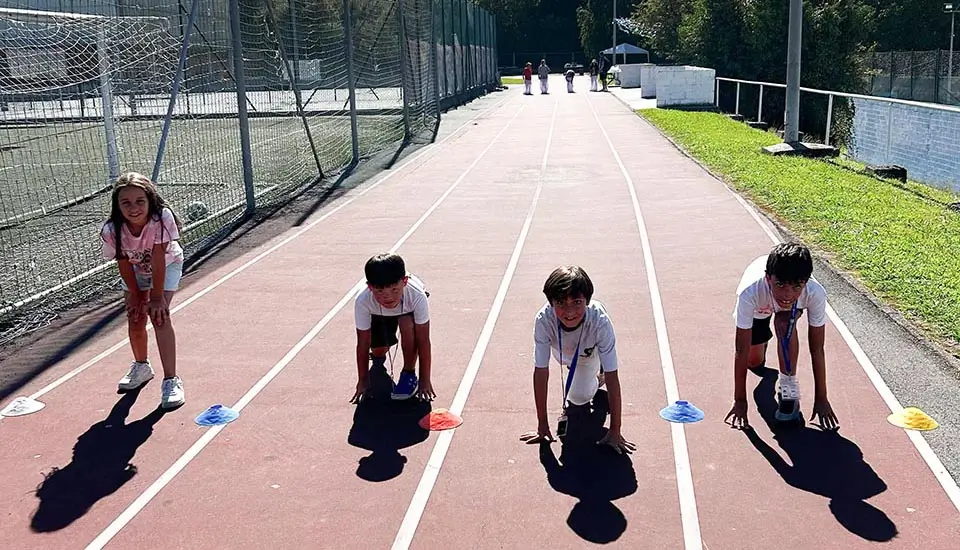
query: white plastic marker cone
1 396 45 417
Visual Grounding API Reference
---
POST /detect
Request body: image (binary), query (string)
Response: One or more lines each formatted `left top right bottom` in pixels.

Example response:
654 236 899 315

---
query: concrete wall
639 64 657 98
655 65 716 107
848 98 960 192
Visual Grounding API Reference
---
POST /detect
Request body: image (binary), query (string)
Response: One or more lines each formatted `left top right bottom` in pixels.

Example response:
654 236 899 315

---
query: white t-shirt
533 300 618 406
354 274 430 331
733 255 827 330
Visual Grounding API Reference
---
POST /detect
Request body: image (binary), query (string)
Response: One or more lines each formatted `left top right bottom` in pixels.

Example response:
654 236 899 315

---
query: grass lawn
639 108 960 355
500 76 524 85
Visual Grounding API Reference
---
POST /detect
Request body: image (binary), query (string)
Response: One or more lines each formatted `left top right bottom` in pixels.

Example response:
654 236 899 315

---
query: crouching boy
352 253 435 403
725 242 839 430
520 265 635 454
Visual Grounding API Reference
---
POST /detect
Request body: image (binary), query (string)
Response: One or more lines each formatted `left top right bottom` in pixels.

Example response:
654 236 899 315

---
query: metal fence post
758 84 764 122
342 0 359 164
228 0 256 215
398 0 411 140
441 0 447 103
825 93 834 145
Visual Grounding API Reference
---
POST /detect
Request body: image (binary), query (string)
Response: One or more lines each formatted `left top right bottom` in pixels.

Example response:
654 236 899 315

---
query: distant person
520 266 634 455
352 253 435 403
724 242 839 431
538 59 550 94
598 53 610 91
564 67 576 93
522 61 533 95
589 58 599 92
100 172 185 410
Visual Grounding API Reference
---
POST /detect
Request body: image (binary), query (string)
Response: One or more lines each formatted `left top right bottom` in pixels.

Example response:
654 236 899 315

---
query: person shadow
347 366 431 483
742 366 898 542
538 389 638 544
30 388 166 532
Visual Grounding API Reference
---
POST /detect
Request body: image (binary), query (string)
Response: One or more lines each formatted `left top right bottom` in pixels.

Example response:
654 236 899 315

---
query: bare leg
773 312 801 376
126 290 149 363
153 290 177 378
747 342 767 369
397 315 417 373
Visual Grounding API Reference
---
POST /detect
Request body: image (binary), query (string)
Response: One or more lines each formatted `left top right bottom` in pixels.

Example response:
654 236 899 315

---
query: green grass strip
639 108 960 353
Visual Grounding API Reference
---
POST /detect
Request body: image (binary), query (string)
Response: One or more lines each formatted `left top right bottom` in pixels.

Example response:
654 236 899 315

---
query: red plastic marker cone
419 408 463 431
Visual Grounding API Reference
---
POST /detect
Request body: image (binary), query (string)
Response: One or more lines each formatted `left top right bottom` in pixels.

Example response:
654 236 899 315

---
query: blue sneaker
392 370 418 400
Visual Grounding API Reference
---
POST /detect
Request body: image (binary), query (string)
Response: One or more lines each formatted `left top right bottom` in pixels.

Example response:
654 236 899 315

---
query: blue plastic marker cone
195 404 240 427
660 400 704 423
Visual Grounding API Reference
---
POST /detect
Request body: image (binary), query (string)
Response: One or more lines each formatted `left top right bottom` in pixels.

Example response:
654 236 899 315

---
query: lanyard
779 302 799 376
558 320 584 403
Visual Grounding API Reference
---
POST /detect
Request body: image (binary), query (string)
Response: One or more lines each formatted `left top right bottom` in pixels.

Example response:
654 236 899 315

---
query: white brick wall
655 66 716 107
849 98 960 192
639 64 657 98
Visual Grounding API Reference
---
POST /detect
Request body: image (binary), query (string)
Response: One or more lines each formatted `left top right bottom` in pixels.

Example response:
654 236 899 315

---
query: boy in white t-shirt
725 242 839 430
520 265 635 454
352 253 435 403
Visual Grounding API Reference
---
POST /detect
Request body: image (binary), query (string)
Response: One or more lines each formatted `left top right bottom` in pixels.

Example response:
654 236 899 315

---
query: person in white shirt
520 265 635 454
537 59 550 94
352 253 434 402
725 242 839 430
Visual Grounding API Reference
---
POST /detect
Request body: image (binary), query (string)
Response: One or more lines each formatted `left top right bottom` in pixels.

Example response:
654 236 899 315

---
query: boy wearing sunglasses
725 242 839 430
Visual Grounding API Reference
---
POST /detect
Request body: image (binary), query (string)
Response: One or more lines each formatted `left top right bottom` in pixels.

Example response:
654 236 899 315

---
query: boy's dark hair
364 253 406 288
543 265 594 304
765 242 813 284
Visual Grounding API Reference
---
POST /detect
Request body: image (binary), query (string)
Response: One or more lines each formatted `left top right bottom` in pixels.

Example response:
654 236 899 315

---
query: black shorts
750 309 805 346
370 313 413 349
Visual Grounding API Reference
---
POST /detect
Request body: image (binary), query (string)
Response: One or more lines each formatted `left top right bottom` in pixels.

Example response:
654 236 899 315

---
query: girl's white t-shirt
100 208 184 275
733 255 828 330
354 274 430 331
533 300 618 406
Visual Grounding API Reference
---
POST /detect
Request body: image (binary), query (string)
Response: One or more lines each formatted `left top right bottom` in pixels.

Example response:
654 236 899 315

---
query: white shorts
121 261 183 292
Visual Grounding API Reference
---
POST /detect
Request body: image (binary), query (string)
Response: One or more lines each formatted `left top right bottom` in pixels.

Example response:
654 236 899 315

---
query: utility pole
783 0 802 144
764 0 836 156
612 0 616 65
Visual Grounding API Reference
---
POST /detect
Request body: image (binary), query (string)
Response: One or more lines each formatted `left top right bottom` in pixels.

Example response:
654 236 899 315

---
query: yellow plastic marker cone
887 407 939 431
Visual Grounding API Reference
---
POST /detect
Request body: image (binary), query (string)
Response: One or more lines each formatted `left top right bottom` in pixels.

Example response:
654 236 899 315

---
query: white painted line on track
83 101 526 550
390 99 560 550
586 94 703 550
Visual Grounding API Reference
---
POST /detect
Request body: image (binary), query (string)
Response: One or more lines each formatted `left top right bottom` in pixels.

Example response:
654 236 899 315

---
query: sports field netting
0 0 498 344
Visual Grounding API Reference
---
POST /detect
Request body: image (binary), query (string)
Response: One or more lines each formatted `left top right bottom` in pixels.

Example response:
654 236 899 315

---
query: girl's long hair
103 172 182 261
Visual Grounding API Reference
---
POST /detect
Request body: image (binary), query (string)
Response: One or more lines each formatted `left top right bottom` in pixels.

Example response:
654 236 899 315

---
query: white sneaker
160 376 185 409
118 361 154 391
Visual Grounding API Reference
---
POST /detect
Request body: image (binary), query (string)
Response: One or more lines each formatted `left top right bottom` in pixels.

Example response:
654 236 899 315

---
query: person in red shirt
522 62 533 95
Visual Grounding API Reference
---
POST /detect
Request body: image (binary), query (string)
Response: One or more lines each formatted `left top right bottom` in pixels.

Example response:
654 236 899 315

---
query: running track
2 74 959 549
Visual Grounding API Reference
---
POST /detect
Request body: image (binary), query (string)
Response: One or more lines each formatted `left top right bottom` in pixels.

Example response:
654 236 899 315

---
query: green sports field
0 113 403 318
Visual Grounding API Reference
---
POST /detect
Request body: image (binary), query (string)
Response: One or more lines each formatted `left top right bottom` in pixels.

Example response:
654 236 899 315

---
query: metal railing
715 76 960 195
715 76 960 146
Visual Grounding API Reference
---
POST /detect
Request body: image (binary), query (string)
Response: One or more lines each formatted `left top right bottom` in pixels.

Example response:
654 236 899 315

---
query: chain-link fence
0 0 498 345
865 50 960 106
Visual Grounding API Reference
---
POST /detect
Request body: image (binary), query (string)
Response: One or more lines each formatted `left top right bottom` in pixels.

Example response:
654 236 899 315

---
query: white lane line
2 95 510 414
390 99 560 550
586 95 703 549
83 102 527 550
723 175 960 513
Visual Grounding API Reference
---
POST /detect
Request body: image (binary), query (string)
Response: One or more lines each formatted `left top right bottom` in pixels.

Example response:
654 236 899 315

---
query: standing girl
100 172 185 409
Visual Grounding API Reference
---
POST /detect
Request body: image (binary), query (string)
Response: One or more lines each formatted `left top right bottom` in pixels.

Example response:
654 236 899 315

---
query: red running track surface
1 75 958 549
